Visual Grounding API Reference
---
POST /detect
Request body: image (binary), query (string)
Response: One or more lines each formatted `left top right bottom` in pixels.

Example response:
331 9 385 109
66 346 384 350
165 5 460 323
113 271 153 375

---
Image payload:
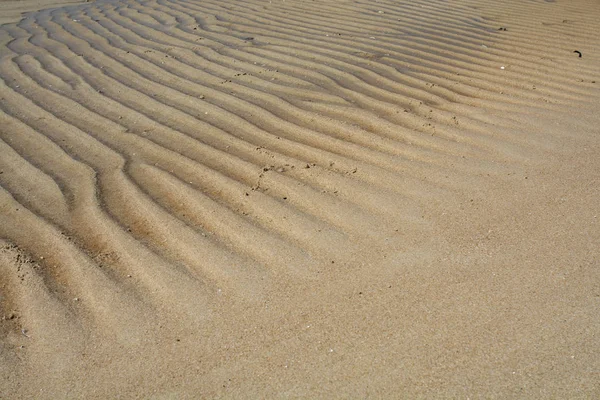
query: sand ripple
1 0 599 397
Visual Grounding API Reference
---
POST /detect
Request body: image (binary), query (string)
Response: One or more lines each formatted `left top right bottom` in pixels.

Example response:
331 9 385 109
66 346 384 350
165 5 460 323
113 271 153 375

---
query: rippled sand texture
0 0 89 25
1 0 599 397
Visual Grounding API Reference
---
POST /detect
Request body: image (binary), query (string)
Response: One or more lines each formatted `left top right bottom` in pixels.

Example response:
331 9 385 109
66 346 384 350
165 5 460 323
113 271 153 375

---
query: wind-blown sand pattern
1 0 599 397
0 0 89 25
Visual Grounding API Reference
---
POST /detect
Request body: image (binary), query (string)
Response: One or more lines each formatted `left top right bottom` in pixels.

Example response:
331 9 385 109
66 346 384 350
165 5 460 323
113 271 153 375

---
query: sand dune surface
0 0 90 25
1 0 599 397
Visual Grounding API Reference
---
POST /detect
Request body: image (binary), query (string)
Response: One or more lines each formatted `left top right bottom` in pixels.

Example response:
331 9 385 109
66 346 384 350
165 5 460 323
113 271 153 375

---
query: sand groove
0 0 594 284
1 0 599 397
0 0 593 305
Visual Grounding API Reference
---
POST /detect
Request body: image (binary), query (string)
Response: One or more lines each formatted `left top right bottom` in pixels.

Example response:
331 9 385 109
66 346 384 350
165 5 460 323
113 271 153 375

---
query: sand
0 0 90 25
1 0 599 397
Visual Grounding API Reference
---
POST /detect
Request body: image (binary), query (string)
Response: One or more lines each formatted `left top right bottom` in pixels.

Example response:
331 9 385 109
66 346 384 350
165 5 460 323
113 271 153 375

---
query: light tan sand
1 0 599 397
0 0 90 25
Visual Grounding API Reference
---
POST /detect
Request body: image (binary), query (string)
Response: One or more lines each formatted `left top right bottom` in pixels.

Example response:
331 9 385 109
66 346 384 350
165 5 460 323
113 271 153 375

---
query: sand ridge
1 0 599 397
0 0 92 26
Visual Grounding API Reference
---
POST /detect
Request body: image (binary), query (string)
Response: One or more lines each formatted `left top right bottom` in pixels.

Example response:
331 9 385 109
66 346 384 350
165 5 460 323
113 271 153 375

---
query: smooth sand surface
1 0 599 397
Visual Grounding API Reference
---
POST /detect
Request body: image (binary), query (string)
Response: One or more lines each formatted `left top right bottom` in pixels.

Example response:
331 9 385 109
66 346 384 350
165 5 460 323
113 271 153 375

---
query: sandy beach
1 0 599 397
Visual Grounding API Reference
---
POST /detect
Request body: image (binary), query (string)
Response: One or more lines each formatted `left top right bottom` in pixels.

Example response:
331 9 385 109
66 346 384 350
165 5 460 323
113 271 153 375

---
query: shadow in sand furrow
2 60 406 244
0 115 233 318
191 4 496 71
129 162 333 270
188 0 595 99
96 3 481 104
184 0 488 43
0 137 71 225
0 80 271 297
62 0 593 156
2 2 568 238
5 17 467 213
0 189 154 345
192 0 590 95
78 0 548 113
1 0 594 304
243 37 583 106
78 3 457 110
0 239 85 383
3 51 433 258
0 0 597 397
47 24 480 167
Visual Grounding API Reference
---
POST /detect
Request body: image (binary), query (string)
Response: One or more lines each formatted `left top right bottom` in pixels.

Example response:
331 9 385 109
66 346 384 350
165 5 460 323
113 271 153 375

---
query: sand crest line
1 0 599 397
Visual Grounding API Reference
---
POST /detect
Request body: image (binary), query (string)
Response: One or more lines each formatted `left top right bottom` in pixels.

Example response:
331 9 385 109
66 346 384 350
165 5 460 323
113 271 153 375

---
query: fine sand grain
1 0 599 397
0 0 91 26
